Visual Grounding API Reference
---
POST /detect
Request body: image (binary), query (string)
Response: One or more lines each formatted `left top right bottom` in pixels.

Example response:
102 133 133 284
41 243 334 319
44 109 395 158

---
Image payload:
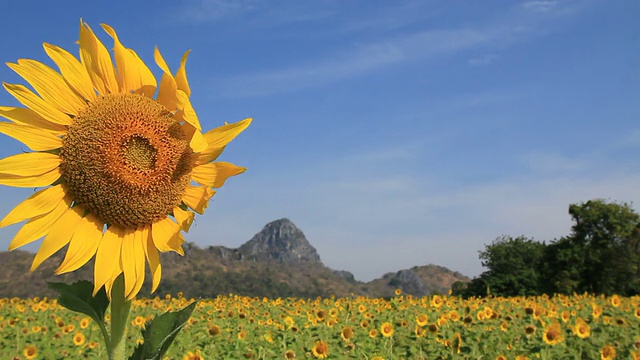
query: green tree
462 235 546 297
569 199 639 294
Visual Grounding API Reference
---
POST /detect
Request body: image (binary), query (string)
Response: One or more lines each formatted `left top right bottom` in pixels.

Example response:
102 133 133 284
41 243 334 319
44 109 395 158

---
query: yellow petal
195 118 252 164
0 152 61 176
126 226 147 300
120 227 137 299
154 48 179 111
30 205 84 271
3 83 73 126
175 50 191 97
93 225 124 295
191 161 246 188
0 167 62 188
79 20 118 95
182 185 215 214
55 213 103 274
8 194 71 251
0 106 67 134
43 43 96 101
173 206 194 232
143 229 162 293
0 184 66 228
0 122 62 151
129 50 157 98
151 216 185 255
104 265 123 300
175 90 201 130
101 23 143 94
7 59 86 115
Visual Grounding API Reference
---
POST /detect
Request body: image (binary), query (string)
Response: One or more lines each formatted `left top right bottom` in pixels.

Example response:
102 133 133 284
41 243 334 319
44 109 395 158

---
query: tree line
452 199 640 297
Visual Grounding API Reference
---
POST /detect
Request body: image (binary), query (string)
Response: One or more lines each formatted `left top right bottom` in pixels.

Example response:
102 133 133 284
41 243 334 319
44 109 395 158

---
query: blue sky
0 0 638 281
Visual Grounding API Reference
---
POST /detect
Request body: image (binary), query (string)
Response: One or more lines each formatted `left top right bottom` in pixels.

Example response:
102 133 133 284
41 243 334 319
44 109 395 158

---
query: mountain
0 218 469 298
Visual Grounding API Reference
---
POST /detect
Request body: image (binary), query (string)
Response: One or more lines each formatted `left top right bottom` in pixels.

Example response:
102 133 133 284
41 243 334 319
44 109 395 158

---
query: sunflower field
1 292 639 360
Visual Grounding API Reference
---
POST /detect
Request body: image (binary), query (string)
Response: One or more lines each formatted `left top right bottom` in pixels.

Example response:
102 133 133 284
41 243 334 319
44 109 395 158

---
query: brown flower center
60 93 193 228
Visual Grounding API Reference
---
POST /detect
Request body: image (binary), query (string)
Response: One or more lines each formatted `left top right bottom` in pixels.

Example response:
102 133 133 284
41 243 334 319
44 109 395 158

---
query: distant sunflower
23 344 38 360
0 21 251 300
311 340 329 359
573 318 590 339
73 332 86 346
380 322 394 337
600 344 616 360
542 322 564 346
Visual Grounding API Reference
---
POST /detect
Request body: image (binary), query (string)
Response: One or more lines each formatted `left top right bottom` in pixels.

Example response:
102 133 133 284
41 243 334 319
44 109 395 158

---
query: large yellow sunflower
0 21 251 300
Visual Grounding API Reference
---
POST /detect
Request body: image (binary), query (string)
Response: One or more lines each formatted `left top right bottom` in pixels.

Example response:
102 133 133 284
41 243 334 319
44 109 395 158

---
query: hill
0 218 469 298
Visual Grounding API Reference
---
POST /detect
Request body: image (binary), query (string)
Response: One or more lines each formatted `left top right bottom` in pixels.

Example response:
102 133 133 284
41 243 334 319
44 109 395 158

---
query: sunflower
573 318 590 339
542 322 564 345
311 340 329 359
0 21 251 300
73 331 86 346
600 344 616 360
380 322 394 337
340 326 354 341
23 344 38 360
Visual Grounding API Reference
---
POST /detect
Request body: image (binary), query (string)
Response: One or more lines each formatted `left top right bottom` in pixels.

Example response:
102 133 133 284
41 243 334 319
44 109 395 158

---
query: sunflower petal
143 229 162 293
191 162 246 188
101 23 142 94
93 225 124 295
195 118 252 164
0 184 66 228
182 185 215 214
8 195 71 251
175 50 191 97
55 213 103 274
0 122 62 151
79 20 118 95
0 167 62 188
0 106 67 134
173 206 194 232
43 43 96 101
104 265 123 300
7 59 86 115
175 90 201 130
3 83 73 126
129 50 157 98
151 217 184 255
0 152 61 177
126 226 147 300
154 48 178 111
30 205 84 271
120 227 137 299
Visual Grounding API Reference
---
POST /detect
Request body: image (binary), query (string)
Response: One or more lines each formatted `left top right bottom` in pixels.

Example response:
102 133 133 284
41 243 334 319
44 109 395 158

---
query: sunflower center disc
60 93 193 228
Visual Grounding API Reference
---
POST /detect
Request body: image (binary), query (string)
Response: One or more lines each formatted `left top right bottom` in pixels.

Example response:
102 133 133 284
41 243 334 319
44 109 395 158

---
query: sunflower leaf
47 280 109 324
129 300 197 360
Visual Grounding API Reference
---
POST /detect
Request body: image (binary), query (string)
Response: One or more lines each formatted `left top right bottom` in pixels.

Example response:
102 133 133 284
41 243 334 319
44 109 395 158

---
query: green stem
109 274 131 360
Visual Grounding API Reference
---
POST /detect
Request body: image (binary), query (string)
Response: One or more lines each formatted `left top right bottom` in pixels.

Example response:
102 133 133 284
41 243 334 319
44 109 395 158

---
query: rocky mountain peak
238 218 321 264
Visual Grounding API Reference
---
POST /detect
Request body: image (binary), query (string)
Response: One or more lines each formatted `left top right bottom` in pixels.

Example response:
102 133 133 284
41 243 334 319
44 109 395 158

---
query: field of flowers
1 291 639 359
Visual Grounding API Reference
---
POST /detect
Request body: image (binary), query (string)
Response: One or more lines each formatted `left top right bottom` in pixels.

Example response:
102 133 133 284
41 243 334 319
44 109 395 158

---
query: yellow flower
23 344 38 359
73 332 86 346
416 313 429 327
311 340 329 359
380 322 394 337
600 344 616 360
183 350 204 360
340 326 354 341
542 322 564 345
0 21 251 300
610 295 621 308
573 318 590 339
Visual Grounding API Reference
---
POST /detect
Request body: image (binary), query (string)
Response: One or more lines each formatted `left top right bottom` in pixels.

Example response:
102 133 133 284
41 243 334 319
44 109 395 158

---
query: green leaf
48 280 109 324
129 300 198 360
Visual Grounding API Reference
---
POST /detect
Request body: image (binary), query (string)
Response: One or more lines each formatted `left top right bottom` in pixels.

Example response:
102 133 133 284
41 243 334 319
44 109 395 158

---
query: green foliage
129 301 197 360
464 199 640 297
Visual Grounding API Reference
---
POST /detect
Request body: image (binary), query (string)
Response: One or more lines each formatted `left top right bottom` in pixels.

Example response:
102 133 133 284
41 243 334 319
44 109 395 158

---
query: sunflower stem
109 274 131 360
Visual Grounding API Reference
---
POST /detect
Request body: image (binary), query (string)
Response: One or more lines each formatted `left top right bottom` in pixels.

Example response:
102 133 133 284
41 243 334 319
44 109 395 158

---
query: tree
567 199 640 294
472 235 546 297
